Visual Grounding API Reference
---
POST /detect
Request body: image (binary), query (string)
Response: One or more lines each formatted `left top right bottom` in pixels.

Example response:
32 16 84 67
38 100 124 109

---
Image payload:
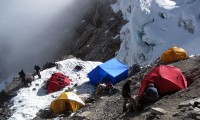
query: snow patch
155 0 177 10
8 58 101 120
112 34 119 40
105 30 109 34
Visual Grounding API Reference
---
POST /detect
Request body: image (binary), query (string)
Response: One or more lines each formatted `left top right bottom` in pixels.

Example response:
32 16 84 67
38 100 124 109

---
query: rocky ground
58 0 125 62
66 55 200 120
0 78 22 120
1 56 200 120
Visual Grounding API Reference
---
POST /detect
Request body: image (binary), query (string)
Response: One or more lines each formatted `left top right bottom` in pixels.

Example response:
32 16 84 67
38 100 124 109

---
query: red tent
46 72 70 93
138 65 187 98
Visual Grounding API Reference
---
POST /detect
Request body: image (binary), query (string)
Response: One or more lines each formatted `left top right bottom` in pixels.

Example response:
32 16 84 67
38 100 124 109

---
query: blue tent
88 58 129 85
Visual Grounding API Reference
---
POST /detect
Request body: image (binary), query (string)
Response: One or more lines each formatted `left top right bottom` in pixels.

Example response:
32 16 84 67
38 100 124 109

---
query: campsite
64 55 200 120
1 55 200 120
1 0 200 120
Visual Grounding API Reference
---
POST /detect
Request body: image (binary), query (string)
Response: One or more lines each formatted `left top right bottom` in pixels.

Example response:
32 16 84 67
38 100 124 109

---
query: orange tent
160 46 189 63
51 92 85 114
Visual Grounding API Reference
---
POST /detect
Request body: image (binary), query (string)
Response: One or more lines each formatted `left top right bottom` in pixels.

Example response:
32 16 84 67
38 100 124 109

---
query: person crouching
143 83 159 102
96 83 108 95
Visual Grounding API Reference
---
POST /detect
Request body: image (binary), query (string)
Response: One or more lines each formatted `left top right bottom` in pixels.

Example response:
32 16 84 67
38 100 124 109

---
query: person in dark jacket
143 83 159 102
33 65 41 79
136 83 159 111
18 69 26 85
122 80 135 112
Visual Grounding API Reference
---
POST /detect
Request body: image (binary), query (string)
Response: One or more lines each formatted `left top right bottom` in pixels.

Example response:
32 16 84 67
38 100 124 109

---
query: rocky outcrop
59 0 126 62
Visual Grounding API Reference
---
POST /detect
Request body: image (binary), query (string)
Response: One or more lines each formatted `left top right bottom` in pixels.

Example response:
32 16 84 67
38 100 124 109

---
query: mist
0 0 93 83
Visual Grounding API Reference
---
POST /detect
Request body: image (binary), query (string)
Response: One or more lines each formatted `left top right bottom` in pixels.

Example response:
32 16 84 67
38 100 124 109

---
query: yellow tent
160 46 189 63
50 92 85 114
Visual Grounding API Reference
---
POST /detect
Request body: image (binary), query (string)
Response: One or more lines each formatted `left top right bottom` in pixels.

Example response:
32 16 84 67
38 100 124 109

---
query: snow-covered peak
113 0 200 65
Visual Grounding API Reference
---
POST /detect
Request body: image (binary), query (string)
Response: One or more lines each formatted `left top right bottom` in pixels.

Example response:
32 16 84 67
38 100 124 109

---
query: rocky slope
59 0 125 62
64 56 200 120
29 56 200 120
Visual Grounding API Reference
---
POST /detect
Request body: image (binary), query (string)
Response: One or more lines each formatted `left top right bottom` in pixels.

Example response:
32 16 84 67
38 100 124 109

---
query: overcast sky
0 0 92 81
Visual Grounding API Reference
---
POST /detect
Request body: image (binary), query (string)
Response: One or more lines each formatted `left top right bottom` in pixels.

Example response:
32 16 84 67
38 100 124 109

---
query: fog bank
0 0 92 82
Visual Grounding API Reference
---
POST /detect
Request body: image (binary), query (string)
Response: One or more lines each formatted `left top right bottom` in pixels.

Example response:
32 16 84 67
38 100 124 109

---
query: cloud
0 0 93 81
